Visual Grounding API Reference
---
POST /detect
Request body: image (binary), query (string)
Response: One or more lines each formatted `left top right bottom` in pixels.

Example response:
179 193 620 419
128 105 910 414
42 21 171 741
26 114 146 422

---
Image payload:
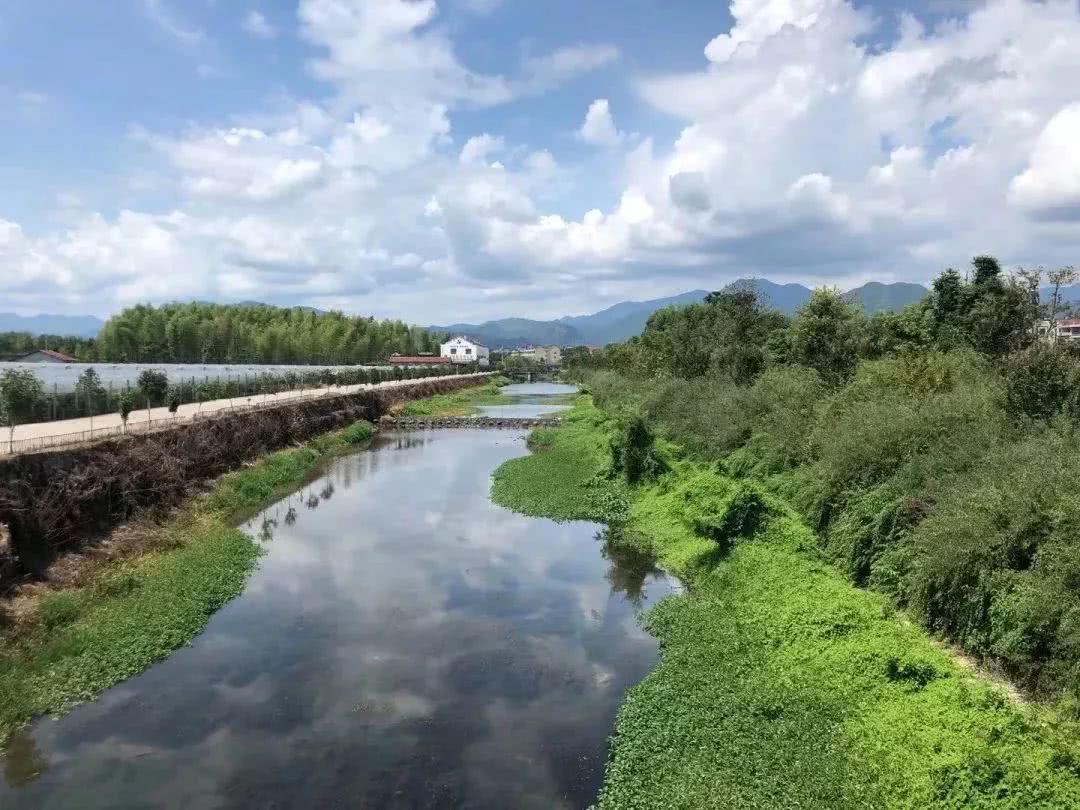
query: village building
509 345 562 365
440 336 490 367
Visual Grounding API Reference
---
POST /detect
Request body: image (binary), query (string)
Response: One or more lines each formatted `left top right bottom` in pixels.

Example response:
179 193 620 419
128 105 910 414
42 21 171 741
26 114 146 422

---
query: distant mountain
557 290 711 344
844 282 928 313
0 312 104 338
432 318 584 348
433 279 930 348
726 279 814 315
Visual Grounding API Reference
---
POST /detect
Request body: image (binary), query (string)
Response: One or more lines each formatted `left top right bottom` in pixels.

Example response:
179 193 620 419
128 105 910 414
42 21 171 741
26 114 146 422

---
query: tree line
1 302 448 365
567 256 1080 704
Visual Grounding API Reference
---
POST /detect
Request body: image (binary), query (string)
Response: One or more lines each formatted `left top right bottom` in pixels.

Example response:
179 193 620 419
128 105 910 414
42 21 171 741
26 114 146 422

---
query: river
0 384 679 809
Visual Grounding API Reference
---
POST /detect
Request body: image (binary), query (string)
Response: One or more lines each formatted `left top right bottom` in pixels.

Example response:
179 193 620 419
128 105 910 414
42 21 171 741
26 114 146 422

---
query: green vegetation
0 301 448 364
398 377 511 416
565 256 1080 706
93 301 449 364
491 399 1080 807
0 417 375 745
0 368 46 452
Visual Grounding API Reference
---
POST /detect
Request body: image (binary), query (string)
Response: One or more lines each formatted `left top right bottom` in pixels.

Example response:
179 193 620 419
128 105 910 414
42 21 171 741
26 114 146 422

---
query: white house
440 336 490 366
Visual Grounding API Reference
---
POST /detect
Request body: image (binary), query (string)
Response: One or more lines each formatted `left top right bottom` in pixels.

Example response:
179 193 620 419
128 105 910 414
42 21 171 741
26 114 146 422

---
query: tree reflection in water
599 529 662 608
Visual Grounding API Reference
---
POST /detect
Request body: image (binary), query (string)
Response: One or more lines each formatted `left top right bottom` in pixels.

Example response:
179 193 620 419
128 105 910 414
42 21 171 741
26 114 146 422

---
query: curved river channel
1 384 680 809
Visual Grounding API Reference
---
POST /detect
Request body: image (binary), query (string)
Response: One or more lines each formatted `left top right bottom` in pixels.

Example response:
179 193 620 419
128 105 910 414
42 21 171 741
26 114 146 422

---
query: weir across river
382 415 561 429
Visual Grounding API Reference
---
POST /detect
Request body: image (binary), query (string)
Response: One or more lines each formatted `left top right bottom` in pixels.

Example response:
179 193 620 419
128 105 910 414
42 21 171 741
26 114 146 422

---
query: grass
0 419 375 745
398 378 512 417
489 401 1080 808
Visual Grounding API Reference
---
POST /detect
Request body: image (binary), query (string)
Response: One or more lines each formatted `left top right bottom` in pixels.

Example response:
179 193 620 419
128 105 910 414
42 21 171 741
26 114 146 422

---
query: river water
1 384 678 809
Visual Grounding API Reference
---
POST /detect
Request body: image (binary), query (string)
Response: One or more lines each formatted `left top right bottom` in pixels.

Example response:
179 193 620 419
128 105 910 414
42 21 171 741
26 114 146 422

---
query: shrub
907 429 1080 694
691 482 770 550
611 413 668 484
644 377 752 459
1004 347 1080 423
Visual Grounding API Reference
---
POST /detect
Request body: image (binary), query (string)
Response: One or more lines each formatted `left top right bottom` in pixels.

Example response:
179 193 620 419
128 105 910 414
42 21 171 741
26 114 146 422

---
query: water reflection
477 382 578 419
2 731 46 788
1 417 677 809
599 530 671 608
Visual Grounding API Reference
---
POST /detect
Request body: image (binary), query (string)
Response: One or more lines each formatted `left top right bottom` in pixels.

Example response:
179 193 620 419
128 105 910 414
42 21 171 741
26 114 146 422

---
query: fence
2 373 492 457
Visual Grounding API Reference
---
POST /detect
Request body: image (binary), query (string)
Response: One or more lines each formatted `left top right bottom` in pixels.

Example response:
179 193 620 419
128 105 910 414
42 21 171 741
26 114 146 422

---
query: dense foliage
491 396 1080 807
1 302 447 364
567 256 1080 704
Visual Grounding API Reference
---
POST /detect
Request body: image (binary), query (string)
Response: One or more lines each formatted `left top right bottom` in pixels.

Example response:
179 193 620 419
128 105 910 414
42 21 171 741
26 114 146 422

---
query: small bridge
383 415 560 430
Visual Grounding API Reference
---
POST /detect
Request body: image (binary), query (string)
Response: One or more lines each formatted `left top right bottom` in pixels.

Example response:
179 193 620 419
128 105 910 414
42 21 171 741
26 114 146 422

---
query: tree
0 369 45 452
74 367 106 431
118 390 135 434
168 392 181 420
137 369 169 423
1015 266 1043 340
561 346 593 369
972 255 1005 290
786 288 865 384
1046 266 1079 331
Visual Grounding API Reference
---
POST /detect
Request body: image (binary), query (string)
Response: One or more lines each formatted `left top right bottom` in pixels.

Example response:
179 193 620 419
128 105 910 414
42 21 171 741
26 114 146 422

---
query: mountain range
431 279 931 348
2 279 935 347
0 312 105 338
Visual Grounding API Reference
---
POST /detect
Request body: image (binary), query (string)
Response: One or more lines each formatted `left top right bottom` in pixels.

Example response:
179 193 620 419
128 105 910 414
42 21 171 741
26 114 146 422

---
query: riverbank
0 419 376 745
490 397 1080 808
0 380 503 745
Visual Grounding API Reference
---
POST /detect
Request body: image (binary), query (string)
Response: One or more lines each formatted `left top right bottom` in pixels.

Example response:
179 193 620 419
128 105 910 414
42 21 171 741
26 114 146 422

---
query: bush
907 428 1080 695
691 482 770 550
1005 348 1080 423
643 377 752 459
611 413 668 484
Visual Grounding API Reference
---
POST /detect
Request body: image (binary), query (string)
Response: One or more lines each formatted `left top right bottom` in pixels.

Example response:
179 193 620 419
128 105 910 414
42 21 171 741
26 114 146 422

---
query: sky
1 0 1079 325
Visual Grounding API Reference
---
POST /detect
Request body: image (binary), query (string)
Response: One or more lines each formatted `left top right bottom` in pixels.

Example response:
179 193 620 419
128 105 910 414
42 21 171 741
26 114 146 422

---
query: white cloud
459 134 504 165
6 0 1080 323
1009 103 1080 219
242 10 277 40
150 127 332 203
141 0 206 47
521 44 620 91
578 98 623 147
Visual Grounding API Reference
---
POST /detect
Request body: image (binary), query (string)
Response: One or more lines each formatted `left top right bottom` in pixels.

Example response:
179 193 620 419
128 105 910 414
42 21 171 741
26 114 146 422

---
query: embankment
490 397 1080 808
0 374 487 584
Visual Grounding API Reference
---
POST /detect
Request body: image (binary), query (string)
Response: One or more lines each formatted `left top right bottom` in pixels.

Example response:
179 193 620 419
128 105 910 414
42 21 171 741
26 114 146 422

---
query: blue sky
1 0 1079 323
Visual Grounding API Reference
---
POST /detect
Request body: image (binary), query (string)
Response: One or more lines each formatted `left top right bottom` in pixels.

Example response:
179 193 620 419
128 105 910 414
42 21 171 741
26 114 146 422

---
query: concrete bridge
382 415 560 430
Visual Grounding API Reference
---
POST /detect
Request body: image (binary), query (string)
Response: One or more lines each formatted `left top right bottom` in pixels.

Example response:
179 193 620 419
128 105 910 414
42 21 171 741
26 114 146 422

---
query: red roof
34 349 78 363
388 354 451 365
